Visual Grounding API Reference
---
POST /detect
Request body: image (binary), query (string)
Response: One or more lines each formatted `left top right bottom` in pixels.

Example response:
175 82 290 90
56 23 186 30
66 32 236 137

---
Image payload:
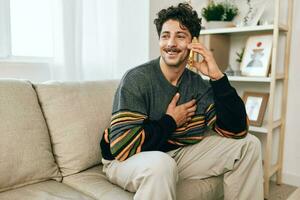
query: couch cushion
63 165 223 200
63 165 134 200
0 180 94 200
0 79 61 192
34 80 119 176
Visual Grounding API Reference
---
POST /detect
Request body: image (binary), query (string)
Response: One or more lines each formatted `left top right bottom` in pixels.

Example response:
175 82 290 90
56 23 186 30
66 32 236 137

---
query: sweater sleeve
102 75 176 161
205 74 249 139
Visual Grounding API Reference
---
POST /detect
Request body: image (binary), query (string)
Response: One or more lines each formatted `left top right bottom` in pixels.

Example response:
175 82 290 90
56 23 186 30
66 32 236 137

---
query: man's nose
167 36 177 47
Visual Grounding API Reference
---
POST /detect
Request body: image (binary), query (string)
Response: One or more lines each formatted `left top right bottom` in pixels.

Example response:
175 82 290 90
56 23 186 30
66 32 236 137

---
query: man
100 3 263 200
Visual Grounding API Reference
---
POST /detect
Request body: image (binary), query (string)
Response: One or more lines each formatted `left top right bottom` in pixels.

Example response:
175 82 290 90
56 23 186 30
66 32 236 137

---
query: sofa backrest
34 80 119 176
0 79 62 192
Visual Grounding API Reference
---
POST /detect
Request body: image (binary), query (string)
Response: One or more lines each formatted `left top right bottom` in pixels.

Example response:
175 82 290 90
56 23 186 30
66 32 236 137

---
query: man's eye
178 35 186 39
161 35 168 39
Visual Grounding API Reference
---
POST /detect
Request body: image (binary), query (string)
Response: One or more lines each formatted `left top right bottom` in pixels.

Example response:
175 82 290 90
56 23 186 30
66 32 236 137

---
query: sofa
0 79 223 200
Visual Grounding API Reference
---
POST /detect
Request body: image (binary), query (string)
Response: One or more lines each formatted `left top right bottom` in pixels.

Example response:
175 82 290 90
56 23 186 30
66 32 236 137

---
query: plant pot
206 21 235 29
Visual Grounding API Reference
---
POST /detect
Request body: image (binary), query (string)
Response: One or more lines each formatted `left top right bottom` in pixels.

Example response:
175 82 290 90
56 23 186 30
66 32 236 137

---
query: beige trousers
102 133 264 200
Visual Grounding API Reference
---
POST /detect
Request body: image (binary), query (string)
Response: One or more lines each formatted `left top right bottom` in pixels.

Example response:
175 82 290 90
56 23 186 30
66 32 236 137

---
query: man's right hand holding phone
188 41 224 81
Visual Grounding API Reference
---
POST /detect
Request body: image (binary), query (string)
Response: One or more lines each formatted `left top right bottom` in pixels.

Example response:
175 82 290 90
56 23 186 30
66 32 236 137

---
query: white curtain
50 0 149 81
50 0 122 81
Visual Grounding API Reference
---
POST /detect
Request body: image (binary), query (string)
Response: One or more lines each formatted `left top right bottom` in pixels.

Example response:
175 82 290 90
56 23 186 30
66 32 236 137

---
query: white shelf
275 73 285 80
228 76 271 82
200 24 288 35
201 75 271 82
200 74 286 82
249 119 282 134
249 125 268 134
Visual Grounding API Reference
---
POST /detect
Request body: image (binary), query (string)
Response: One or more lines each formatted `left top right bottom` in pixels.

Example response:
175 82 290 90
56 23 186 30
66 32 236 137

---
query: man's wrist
209 74 233 97
210 71 224 81
159 114 177 133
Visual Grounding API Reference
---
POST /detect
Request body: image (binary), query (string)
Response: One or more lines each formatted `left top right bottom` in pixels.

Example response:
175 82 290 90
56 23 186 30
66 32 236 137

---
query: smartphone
188 37 204 67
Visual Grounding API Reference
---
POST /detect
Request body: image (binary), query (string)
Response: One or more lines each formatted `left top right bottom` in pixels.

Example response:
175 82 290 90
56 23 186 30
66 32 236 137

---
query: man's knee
141 151 178 179
243 134 262 158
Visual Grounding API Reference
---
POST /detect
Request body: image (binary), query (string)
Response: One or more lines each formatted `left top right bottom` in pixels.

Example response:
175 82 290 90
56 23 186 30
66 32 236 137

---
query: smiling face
159 19 192 69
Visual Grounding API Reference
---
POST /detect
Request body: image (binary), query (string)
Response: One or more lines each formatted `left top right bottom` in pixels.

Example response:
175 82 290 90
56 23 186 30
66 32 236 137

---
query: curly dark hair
154 3 202 39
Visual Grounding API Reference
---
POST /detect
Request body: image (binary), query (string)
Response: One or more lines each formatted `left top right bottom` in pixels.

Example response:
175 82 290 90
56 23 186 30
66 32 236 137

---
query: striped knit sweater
100 58 248 161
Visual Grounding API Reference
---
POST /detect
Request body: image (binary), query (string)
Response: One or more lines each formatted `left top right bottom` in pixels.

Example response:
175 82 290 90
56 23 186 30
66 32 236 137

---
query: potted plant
201 0 239 28
234 47 244 76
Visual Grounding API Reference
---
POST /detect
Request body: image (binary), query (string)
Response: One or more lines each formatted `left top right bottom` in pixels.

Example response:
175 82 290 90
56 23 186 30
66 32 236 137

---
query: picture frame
240 34 273 77
243 91 269 127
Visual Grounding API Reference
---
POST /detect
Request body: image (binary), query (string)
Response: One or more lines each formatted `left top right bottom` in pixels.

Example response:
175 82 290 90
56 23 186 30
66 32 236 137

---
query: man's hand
188 42 224 81
166 93 197 127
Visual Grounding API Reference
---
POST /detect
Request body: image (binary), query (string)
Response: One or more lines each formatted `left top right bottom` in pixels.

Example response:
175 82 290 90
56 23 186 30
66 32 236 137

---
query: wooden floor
268 181 298 200
287 187 300 200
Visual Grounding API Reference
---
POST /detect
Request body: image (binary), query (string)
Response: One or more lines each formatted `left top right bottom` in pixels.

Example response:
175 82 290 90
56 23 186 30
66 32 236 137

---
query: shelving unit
198 0 294 198
200 24 288 35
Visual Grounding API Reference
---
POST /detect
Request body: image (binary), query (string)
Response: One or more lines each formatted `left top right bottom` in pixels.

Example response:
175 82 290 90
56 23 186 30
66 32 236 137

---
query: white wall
282 0 300 187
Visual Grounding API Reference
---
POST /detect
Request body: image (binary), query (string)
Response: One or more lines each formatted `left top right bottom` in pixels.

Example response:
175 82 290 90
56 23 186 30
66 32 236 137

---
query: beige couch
0 79 223 200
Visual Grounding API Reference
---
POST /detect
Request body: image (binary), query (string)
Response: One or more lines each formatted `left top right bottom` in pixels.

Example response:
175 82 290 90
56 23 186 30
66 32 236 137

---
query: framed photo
243 91 269 127
240 34 273 77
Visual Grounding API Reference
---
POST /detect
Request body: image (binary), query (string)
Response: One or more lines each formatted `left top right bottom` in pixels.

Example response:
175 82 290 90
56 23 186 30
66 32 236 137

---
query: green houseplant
201 1 239 28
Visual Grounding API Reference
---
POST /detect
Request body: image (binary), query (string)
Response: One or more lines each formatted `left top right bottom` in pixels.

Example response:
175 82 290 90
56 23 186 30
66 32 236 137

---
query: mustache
164 47 181 52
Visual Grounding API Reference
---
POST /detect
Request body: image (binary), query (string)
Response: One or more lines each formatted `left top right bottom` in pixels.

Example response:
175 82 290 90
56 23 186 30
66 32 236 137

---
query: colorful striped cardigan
100 58 248 161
